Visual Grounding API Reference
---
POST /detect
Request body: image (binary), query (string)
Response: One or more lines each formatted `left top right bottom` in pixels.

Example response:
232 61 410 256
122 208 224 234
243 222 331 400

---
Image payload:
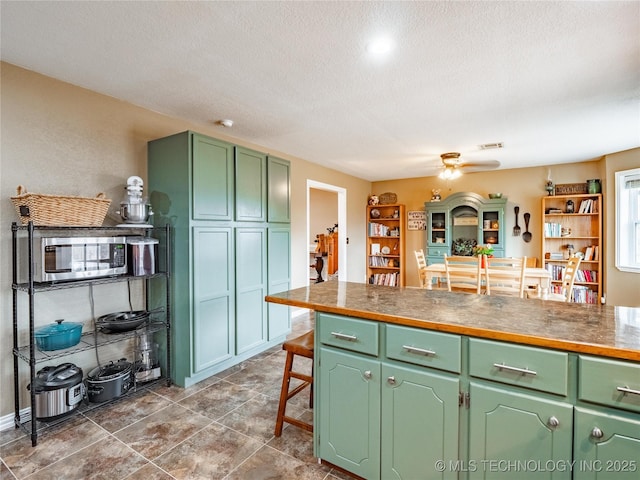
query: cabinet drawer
579 356 640 413
385 325 461 373
469 338 569 395
317 313 378 356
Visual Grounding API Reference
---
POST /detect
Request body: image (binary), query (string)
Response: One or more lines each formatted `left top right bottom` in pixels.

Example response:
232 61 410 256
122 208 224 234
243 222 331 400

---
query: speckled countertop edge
266 281 640 362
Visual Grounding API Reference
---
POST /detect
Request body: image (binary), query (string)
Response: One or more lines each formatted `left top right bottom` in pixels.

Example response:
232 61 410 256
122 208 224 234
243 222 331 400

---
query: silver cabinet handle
591 427 604 439
363 370 372 379
403 345 436 356
548 416 559 428
331 331 358 341
616 385 640 396
493 363 537 376
387 376 396 385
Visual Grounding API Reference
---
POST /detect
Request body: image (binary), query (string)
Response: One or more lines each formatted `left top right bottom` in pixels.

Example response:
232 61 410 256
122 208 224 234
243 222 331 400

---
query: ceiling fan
437 152 500 180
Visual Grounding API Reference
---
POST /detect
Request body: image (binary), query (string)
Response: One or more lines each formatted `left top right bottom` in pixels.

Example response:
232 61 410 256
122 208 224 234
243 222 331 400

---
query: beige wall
310 189 338 243
0 62 371 418
603 149 640 306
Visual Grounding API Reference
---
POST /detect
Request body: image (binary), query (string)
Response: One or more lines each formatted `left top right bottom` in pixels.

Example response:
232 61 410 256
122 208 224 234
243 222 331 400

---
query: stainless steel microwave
29 236 127 282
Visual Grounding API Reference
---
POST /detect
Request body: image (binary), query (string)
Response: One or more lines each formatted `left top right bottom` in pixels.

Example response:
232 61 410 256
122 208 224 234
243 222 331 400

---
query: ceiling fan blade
459 160 500 169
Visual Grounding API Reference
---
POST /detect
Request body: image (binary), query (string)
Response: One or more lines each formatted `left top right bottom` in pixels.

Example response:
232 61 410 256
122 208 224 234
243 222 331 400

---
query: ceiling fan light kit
436 151 500 180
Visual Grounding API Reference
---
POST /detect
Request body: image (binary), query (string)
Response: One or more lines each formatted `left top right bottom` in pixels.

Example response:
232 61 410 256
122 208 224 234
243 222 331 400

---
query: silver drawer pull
387 376 396 385
591 427 604 439
616 385 640 396
548 416 560 428
493 363 537 376
330 331 358 341
364 370 372 379
403 345 436 356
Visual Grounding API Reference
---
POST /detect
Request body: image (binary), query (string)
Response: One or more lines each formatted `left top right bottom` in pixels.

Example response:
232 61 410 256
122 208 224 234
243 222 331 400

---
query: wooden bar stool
274 330 314 436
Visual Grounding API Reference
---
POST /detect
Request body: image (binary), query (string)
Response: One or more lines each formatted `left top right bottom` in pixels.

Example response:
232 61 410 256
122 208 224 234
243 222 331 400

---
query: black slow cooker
86 359 133 403
28 363 84 420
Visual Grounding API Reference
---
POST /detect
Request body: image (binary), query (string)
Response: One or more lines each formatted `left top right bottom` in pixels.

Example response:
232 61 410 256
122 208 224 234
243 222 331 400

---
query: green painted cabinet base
313 312 640 480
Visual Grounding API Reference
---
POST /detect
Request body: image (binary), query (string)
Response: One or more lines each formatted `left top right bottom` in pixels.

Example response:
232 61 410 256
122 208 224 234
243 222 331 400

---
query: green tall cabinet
148 131 291 387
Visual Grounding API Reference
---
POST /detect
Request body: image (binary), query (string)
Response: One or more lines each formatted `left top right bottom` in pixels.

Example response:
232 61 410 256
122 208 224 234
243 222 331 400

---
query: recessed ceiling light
366 37 393 55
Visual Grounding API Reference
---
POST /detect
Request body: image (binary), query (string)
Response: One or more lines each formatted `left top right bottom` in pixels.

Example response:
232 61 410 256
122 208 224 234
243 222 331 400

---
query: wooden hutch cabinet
424 192 507 266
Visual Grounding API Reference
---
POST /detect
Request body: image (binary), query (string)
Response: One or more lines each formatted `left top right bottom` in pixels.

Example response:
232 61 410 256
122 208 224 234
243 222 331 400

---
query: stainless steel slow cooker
28 363 84 420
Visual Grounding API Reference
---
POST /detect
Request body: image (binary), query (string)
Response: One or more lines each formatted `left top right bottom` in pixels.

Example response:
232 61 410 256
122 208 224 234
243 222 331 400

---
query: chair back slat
484 256 527 298
444 254 482 294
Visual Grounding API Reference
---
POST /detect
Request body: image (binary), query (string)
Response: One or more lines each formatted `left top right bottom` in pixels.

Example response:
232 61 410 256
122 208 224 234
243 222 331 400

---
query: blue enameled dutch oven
34 319 83 351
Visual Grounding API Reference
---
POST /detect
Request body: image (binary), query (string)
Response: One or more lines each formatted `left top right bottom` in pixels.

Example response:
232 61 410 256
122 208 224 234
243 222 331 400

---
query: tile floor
1 312 351 480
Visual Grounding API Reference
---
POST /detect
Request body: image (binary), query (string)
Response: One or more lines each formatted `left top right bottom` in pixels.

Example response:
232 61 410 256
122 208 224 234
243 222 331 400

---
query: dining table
422 262 552 296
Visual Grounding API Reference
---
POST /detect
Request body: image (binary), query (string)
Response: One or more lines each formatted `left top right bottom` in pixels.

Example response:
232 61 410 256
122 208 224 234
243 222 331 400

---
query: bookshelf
366 204 406 287
541 193 602 304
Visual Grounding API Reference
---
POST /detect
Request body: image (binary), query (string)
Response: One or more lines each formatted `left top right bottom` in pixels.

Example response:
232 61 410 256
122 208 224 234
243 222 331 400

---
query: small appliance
116 176 153 227
28 363 84 420
27 235 127 282
126 236 158 276
134 329 161 382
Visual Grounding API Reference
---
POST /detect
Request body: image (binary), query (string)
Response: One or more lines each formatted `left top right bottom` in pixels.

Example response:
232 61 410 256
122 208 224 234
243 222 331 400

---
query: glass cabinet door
428 210 448 246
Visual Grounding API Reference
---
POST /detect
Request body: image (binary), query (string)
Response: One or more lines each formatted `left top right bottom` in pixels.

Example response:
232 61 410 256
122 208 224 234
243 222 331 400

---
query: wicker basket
11 185 111 226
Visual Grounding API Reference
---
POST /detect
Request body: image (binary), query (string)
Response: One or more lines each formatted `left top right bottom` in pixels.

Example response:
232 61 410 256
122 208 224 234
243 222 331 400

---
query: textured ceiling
1 1 639 181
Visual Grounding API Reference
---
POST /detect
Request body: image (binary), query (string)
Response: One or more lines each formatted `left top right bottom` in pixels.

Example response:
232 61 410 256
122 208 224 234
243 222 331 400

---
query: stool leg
274 351 294 437
309 362 314 409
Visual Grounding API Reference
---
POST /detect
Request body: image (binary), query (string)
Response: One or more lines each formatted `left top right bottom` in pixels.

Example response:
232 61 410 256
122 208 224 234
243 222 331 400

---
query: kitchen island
266 282 640 480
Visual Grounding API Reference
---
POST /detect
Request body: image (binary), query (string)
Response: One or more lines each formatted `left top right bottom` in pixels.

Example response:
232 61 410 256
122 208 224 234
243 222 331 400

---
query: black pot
28 363 84 420
86 359 133 403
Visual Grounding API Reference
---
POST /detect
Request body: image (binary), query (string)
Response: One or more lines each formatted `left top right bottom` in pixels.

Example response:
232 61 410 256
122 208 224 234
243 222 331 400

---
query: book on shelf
578 199 597 214
583 246 593 261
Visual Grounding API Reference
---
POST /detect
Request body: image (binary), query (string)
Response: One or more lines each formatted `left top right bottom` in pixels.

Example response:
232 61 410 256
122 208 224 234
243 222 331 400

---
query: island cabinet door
468 382 573 480
380 363 460 480
573 407 640 480
318 347 381 480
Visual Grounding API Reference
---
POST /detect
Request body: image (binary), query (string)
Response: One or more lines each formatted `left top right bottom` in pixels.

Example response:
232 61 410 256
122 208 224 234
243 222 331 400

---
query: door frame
307 180 347 284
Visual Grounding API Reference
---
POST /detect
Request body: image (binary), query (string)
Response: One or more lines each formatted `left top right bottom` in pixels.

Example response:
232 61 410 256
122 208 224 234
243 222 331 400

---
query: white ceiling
1 1 639 181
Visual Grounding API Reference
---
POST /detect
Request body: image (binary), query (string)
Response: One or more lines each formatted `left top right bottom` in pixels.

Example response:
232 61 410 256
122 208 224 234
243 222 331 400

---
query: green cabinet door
381 362 460 480
574 407 640 480
235 147 267 222
192 134 234 221
267 156 291 223
319 347 381 480
193 227 234 373
235 227 267 353
267 227 290 340
468 382 573 480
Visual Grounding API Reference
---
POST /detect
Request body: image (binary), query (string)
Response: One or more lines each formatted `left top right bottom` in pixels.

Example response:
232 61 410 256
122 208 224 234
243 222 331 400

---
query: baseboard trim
0 407 30 432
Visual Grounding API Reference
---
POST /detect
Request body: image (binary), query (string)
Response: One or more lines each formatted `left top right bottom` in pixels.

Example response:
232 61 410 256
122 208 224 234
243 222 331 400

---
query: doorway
307 180 347 284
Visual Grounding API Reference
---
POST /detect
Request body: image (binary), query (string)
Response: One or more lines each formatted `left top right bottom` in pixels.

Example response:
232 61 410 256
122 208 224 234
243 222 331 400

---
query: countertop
265 282 640 362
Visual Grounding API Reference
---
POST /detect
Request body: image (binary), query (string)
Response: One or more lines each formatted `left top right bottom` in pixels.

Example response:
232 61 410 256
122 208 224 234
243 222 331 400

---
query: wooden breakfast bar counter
266 282 640 480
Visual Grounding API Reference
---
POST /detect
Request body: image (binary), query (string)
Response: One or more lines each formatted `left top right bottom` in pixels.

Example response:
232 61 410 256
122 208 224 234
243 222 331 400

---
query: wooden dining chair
544 255 582 302
484 256 527 298
414 249 428 288
444 254 482 294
